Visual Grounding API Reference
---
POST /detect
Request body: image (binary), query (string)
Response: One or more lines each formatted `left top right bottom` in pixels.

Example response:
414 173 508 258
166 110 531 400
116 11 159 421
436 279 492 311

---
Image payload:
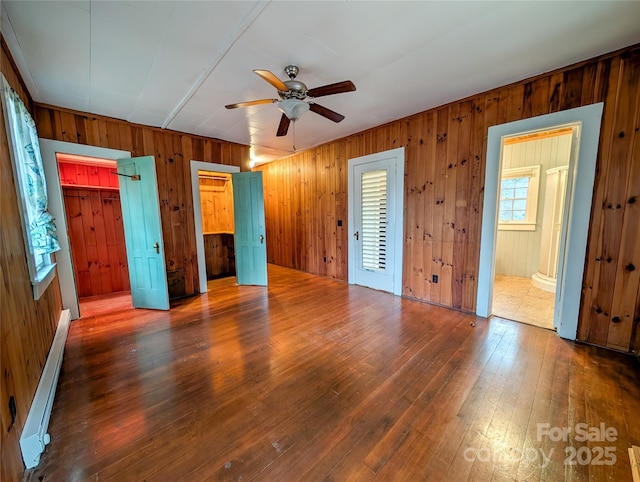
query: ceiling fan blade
307 80 356 98
225 99 277 109
276 113 291 137
309 103 345 123
253 69 289 92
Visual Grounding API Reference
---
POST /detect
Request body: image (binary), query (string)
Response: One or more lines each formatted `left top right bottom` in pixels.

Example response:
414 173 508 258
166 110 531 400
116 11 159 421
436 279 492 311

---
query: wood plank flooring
78 291 132 318
30 265 640 481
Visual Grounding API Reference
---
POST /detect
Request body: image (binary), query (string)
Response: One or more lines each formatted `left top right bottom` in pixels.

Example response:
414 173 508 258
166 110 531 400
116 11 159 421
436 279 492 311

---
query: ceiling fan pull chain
292 120 297 152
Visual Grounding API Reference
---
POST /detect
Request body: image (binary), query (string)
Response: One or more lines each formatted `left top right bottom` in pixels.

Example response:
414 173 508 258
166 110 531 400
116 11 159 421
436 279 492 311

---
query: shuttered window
361 169 387 270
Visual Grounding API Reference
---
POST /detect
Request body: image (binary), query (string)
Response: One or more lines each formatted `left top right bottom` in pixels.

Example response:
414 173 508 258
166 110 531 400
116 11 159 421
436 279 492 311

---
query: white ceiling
2 1 639 165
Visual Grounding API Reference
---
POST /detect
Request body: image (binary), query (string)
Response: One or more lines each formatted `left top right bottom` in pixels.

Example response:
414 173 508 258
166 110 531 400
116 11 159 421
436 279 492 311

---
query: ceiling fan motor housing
279 65 307 100
279 80 307 100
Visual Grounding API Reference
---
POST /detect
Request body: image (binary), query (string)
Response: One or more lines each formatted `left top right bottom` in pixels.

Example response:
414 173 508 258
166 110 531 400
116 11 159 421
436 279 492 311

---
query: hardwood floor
78 291 132 318
31 265 639 481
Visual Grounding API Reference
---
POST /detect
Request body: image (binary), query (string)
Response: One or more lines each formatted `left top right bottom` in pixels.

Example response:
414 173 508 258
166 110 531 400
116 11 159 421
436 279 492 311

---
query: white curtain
2 75 60 256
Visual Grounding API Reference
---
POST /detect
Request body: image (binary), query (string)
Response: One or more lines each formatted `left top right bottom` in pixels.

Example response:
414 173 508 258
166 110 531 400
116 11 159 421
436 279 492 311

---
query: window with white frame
1 74 60 299
498 165 540 231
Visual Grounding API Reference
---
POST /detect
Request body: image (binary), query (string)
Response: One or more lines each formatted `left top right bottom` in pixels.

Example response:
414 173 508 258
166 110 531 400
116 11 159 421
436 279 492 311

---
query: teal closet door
117 156 169 309
232 172 267 286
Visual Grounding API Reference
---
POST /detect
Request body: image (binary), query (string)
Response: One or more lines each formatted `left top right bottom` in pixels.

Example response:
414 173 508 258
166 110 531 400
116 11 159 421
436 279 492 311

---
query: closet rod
198 174 230 181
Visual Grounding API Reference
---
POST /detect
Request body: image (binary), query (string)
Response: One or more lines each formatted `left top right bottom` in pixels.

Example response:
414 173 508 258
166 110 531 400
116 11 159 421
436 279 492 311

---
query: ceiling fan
225 65 356 137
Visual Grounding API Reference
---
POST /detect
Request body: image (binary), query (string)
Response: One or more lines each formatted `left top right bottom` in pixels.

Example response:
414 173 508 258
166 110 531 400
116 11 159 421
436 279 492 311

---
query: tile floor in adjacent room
492 274 555 330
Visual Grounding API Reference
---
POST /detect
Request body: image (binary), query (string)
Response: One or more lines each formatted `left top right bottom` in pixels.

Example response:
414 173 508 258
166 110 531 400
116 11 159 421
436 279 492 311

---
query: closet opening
56 153 132 317
198 171 236 282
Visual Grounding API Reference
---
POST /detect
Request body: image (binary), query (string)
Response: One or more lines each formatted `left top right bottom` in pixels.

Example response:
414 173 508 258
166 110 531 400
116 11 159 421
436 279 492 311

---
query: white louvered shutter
360 169 387 271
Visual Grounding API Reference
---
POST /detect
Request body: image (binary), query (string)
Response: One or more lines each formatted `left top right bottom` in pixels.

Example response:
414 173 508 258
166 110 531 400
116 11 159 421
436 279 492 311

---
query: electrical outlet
432 275 438 283
337 220 343 227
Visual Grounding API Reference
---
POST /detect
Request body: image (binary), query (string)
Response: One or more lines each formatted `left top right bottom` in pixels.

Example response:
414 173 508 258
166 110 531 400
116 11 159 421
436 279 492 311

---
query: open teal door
116 156 169 310
232 172 267 286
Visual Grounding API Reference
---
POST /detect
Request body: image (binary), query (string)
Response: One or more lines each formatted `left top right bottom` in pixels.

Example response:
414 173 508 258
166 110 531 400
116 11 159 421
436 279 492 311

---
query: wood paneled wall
32 105 250 299
200 174 234 234
58 162 120 189
580 48 640 352
204 233 235 279
258 45 640 353
60 162 129 297
63 188 130 297
260 147 349 281
1 41 62 482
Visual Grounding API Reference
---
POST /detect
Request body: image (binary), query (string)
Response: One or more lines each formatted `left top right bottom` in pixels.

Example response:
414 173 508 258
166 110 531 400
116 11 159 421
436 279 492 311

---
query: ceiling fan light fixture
278 99 310 120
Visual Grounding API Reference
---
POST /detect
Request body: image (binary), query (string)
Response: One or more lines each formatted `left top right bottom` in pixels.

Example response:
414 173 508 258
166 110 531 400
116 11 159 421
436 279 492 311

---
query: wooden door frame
476 103 604 340
190 160 240 294
39 139 131 320
347 147 405 296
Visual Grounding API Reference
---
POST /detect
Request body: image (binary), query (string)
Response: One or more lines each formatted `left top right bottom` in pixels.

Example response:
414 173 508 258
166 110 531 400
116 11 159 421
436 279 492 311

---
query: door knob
153 242 160 254
259 234 264 244
354 231 359 240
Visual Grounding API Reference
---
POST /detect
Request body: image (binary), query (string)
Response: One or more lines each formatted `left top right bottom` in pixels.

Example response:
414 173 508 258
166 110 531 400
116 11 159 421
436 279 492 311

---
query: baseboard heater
20 309 71 469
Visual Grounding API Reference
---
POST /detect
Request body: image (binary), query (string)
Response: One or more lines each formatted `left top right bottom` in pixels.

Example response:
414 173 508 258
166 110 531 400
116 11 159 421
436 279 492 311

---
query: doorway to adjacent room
491 127 575 330
476 103 604 340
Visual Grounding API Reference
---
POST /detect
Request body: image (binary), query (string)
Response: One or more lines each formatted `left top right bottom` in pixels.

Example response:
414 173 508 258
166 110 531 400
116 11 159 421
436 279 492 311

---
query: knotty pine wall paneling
257 45 640 353
199 174 234 234
58 161 120 189
59 161 130 297
32 105 250 299
1 41 63 482
63 188 130 297
204 233 235 279
582 50 640 352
